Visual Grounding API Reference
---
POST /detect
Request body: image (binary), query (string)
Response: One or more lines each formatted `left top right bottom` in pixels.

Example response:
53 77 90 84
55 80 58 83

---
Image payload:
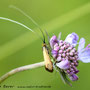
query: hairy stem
0 61 45 84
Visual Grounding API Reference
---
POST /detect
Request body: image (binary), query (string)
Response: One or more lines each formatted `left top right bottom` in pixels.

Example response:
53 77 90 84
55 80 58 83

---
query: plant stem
0 61 45 84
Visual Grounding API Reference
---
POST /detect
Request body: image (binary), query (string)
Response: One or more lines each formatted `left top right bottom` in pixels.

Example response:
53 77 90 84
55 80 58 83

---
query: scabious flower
50 32 90 82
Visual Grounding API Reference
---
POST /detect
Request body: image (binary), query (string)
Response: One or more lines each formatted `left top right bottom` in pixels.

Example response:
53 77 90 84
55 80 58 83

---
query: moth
43 41 53 72
0 5 53 72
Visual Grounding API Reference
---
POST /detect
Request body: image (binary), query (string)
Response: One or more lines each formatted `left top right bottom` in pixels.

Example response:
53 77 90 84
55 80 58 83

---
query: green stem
0 61 45 84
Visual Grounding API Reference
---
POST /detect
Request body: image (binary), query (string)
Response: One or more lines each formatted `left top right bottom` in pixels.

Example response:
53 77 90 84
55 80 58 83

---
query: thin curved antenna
0 17 44 41
45 30 50 42
0 17 34 32
9 5 45 43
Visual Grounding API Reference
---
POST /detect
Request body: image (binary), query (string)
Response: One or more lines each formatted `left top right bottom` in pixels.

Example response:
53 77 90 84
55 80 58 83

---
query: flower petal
79 49 90 63
78 38 85 52
69 74 78 81
86 44 90 50
56 59 70 69
57 55 62 61
51 50 58 58
65 33 79 47
50 35 58 48
54 46 60 51
51 50 58 54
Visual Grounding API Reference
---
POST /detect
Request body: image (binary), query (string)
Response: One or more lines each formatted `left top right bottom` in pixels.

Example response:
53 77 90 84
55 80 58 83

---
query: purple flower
56 59 70 69
50 35 58 48
51 50 58 58
65 33 79 47
69 74 78 81
49 32 90 82
78 38 90 63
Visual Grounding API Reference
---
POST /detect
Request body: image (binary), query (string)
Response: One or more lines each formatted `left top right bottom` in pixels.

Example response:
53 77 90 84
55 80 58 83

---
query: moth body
43 44 53 72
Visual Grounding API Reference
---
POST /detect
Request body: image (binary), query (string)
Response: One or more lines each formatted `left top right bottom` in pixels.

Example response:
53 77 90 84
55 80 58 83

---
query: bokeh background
0 0 90 90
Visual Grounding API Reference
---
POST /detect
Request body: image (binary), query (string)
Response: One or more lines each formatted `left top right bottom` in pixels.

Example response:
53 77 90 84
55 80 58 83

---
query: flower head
49 32 90 83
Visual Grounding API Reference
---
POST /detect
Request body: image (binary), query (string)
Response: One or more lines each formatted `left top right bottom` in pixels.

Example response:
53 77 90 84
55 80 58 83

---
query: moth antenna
0 17 34 32
44 30 50 42
0 17 43 42
9 5 45 43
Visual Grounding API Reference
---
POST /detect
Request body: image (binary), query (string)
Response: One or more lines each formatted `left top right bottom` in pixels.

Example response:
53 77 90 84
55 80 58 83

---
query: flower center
51 40 79 75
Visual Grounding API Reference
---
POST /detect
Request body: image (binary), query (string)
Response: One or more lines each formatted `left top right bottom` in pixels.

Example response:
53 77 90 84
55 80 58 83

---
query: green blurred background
0 0 90 90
